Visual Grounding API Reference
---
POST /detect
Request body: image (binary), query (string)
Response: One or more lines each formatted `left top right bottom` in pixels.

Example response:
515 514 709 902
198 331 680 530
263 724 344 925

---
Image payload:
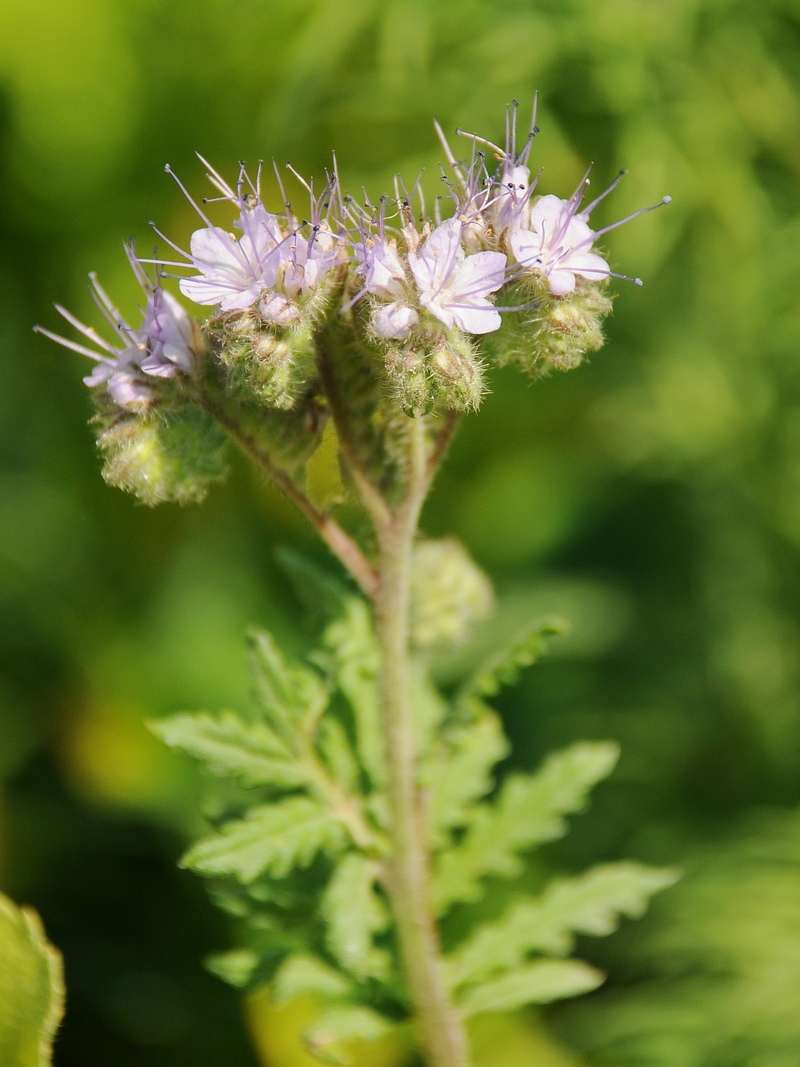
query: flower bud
410 538 494 649
372 302 418 340
486 280 612 378
430 336 485 411
385 346 435 415
93 399 229 505
537 283 612 371
211 312 316 411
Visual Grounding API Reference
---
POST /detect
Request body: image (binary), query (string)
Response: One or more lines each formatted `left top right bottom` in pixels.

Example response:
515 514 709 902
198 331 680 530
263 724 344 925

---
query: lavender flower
511 194 611 296
407 218 506 335
35 254 198 411
179 203 283 312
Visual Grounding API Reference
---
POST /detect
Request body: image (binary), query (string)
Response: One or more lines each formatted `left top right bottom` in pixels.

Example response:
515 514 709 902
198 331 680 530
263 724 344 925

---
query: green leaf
248 629 329 744
412 665 448 755
275 548 351 627
447 863 680 988
150 711 310 788
433 742 620 912
322 853 390 980
317 717 360 794
305 1005 392 1064
457 960 604 1017
457 615 569 707
182 796 348 883
205 948 262 989
0 891 64 1067
323 600 386 788
272 954 353 1005
426 711 509 848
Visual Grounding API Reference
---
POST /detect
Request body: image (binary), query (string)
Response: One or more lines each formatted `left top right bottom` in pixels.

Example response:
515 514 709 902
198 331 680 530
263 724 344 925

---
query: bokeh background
3 0 800 1064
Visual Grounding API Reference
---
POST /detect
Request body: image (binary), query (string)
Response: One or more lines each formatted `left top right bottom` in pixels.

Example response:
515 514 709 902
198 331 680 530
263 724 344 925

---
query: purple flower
511 194 611 297
179 204 283 312
357 238 408 301
139 289 198 377
407 219 506 335
35 255 199 411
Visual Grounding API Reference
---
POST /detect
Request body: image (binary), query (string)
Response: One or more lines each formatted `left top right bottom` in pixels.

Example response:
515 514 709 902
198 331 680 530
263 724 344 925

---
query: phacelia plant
37 100 675 1067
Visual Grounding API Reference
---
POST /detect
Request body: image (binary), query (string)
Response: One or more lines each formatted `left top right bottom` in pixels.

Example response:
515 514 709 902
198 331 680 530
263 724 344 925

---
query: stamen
457 127 504 157
285 162 312 194
148 222 191 261
164 164 216 228
519 92 540 167
433 119 465 185
196 154 238 203
573 195 672 250
53 305 117 354
33 325 115 363
582 169 628 217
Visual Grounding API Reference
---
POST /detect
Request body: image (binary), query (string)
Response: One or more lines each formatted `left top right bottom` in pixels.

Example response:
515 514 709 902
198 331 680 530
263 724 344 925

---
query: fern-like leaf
149 711 309 788
433 742 620 912
248 628 329 744
317 717 360 794
446 862 679 988
272 954 353 1005
182 796 348 883
458 615 569 708
323 600 386 788
457 959 603 1017
426 711 509 848
322 853 389 980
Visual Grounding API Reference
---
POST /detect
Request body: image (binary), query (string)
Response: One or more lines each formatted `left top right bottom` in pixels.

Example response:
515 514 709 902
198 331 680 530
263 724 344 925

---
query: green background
2 1 800 1064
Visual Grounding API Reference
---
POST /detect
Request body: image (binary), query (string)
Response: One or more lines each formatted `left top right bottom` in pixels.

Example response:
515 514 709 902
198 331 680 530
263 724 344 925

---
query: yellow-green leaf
0 891 64 1067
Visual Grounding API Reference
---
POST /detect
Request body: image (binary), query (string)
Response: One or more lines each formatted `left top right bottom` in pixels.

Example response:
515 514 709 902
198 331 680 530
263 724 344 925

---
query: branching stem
207 400 379 599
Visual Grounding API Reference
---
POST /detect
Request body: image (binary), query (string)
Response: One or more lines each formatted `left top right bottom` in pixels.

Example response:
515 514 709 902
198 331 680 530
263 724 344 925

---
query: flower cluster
36 101 669 500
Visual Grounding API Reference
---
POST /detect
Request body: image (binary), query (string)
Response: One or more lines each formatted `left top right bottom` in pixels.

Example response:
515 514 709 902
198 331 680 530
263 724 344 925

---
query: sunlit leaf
0 892 64 1067
182 796 348 882
457 959 603 1017
447 863 679 988
150 710 309 787
434 742 620 912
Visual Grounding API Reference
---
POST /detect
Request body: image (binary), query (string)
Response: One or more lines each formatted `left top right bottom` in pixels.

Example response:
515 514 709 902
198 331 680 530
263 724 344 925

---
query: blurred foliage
2 0 800 1064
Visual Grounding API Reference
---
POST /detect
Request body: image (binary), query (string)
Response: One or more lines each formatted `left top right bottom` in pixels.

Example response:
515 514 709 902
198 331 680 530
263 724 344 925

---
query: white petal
372 302 418 339
190 227 249 277
548 269 577 296
420 294 455 330
529 194 566 234
450 302 502 335
451 250 506 301
510 228 544 267
568 251 610 281
410 218 464 298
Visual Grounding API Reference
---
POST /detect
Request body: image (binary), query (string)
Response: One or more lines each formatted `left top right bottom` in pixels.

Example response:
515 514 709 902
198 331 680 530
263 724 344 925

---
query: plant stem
208 400 379 598
374 415 470 1067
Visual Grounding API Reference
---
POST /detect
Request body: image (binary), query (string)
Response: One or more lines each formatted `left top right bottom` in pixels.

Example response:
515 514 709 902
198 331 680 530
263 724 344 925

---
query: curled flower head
34 248 199 411
407 218 507 335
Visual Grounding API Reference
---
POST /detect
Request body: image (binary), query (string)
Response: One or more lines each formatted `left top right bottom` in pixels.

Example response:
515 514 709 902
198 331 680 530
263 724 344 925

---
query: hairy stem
374 415 470 1067
207 400 379 598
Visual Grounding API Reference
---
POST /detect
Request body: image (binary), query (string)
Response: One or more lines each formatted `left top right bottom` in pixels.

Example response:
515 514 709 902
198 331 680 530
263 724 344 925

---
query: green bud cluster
410 538 495 649
92 392 229 506
209 311 317 412
369 313 486 417
488 280 613 379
